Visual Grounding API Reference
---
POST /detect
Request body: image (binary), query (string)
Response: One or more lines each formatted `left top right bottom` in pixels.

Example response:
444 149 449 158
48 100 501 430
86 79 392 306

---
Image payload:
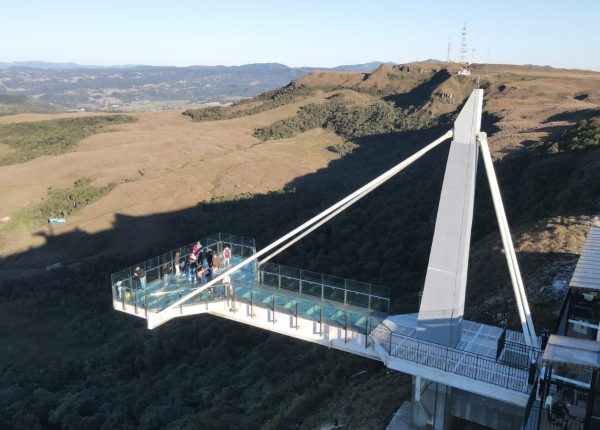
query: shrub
182 84 315 122
253 100 432 141
0 115 136 166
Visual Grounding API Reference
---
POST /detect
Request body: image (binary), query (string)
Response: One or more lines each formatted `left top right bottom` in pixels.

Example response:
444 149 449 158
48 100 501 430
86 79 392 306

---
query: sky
2 0 599 71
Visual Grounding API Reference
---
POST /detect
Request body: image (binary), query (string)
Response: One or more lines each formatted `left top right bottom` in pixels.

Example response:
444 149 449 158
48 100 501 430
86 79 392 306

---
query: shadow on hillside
0 125 454 294
383 69 451 109
1 121 598 305
544 108 600 123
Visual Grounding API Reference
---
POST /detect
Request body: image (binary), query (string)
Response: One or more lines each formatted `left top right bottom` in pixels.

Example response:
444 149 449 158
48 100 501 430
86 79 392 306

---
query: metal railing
258 261 390 313
371 321 540 393
111 233 256 310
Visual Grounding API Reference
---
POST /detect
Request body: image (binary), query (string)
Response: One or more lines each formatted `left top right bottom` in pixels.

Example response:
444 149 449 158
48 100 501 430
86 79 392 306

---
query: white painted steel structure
113 89 541 428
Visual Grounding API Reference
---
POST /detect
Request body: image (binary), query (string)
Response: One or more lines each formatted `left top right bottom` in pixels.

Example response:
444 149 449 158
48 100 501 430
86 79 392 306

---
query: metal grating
569 227 600 291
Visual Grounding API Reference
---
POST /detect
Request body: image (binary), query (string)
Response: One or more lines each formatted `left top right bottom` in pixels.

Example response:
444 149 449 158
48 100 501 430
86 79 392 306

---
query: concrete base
450 388 525 430
396 377 526 430
387 402 415 430
412 377 451 430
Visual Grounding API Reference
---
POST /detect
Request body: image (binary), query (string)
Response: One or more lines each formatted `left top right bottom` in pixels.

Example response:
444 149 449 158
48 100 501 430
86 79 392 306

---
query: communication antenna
446 37 452 63
459 22 468 64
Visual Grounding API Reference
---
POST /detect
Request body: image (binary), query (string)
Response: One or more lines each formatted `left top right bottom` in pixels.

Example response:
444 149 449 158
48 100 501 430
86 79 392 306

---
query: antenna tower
459 22 468 64
446 37 452 63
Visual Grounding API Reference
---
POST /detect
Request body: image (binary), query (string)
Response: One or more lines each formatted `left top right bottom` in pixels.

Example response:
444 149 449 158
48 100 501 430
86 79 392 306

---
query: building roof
569 227 600 291
542 334 600 369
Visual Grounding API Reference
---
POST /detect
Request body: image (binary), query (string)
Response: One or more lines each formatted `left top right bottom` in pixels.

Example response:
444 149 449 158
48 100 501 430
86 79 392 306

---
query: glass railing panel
242 236 255 248
345 279 371 296
369 296 390 313
111 269 133 301
280 266 300 293
143 256 160 272
180 244 194 258
241 245 254 258
111 268 131 286
261 270 280 289
160 252 173 265
122 286 139 308
301 270 322 284
280 265 300 279
220 233 232 246
260 261 278 273
322 274 345 290
371 285 391 303
231 243 245 258
205 233 221 243
346 290 369 308
302 280 323 298
280 275 299 294
145 266 161 285
323 284 344 302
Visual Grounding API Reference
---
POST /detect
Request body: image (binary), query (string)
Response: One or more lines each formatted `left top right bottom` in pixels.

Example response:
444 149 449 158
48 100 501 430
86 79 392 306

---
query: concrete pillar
411 376 451 430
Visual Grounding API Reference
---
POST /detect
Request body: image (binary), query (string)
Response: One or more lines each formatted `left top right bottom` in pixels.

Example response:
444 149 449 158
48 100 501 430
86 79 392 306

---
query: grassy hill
0 63 599 429
0 94 63 116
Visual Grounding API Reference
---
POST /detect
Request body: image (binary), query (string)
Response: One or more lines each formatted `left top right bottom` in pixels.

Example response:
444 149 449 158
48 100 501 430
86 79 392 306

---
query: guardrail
259 261 390 313
110 233 256 307
371 322 540 393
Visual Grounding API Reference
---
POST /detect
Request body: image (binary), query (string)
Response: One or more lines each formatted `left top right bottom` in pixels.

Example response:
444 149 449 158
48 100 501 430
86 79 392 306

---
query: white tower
459 22 468 64
446 37 452 63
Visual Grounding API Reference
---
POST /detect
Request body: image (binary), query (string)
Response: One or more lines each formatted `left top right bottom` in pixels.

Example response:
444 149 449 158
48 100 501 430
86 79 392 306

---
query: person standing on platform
161 261 171 286
189 255 199 285
174 252 181 278
196 265 205 285
133 266 146 290
187 254 197 283
213 253 221 275
223 245 231 268
206 248 214 268
192 241 202 261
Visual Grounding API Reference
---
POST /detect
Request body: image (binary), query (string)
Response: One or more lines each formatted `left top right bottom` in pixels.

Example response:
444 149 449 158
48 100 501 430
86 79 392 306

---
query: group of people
130 242 233 289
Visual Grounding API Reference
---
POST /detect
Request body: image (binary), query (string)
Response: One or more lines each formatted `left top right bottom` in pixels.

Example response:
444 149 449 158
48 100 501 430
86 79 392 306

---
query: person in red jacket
223 246 231 268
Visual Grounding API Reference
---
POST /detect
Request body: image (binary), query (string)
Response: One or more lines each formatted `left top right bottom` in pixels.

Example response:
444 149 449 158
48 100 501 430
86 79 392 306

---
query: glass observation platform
111 233 539 401
111 233 391 336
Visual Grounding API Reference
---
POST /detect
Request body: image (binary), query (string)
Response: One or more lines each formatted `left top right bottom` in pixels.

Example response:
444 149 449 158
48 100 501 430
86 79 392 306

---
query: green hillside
0 94 63 116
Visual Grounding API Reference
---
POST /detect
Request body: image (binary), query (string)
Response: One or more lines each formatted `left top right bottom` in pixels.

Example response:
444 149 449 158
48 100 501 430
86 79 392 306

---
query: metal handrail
370 321 539 393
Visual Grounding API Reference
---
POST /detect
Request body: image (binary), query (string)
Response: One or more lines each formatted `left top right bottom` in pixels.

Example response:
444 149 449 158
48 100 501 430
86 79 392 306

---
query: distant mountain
332 61 396 71
0 63 318 111
0 61 397 111
0 61 143 70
